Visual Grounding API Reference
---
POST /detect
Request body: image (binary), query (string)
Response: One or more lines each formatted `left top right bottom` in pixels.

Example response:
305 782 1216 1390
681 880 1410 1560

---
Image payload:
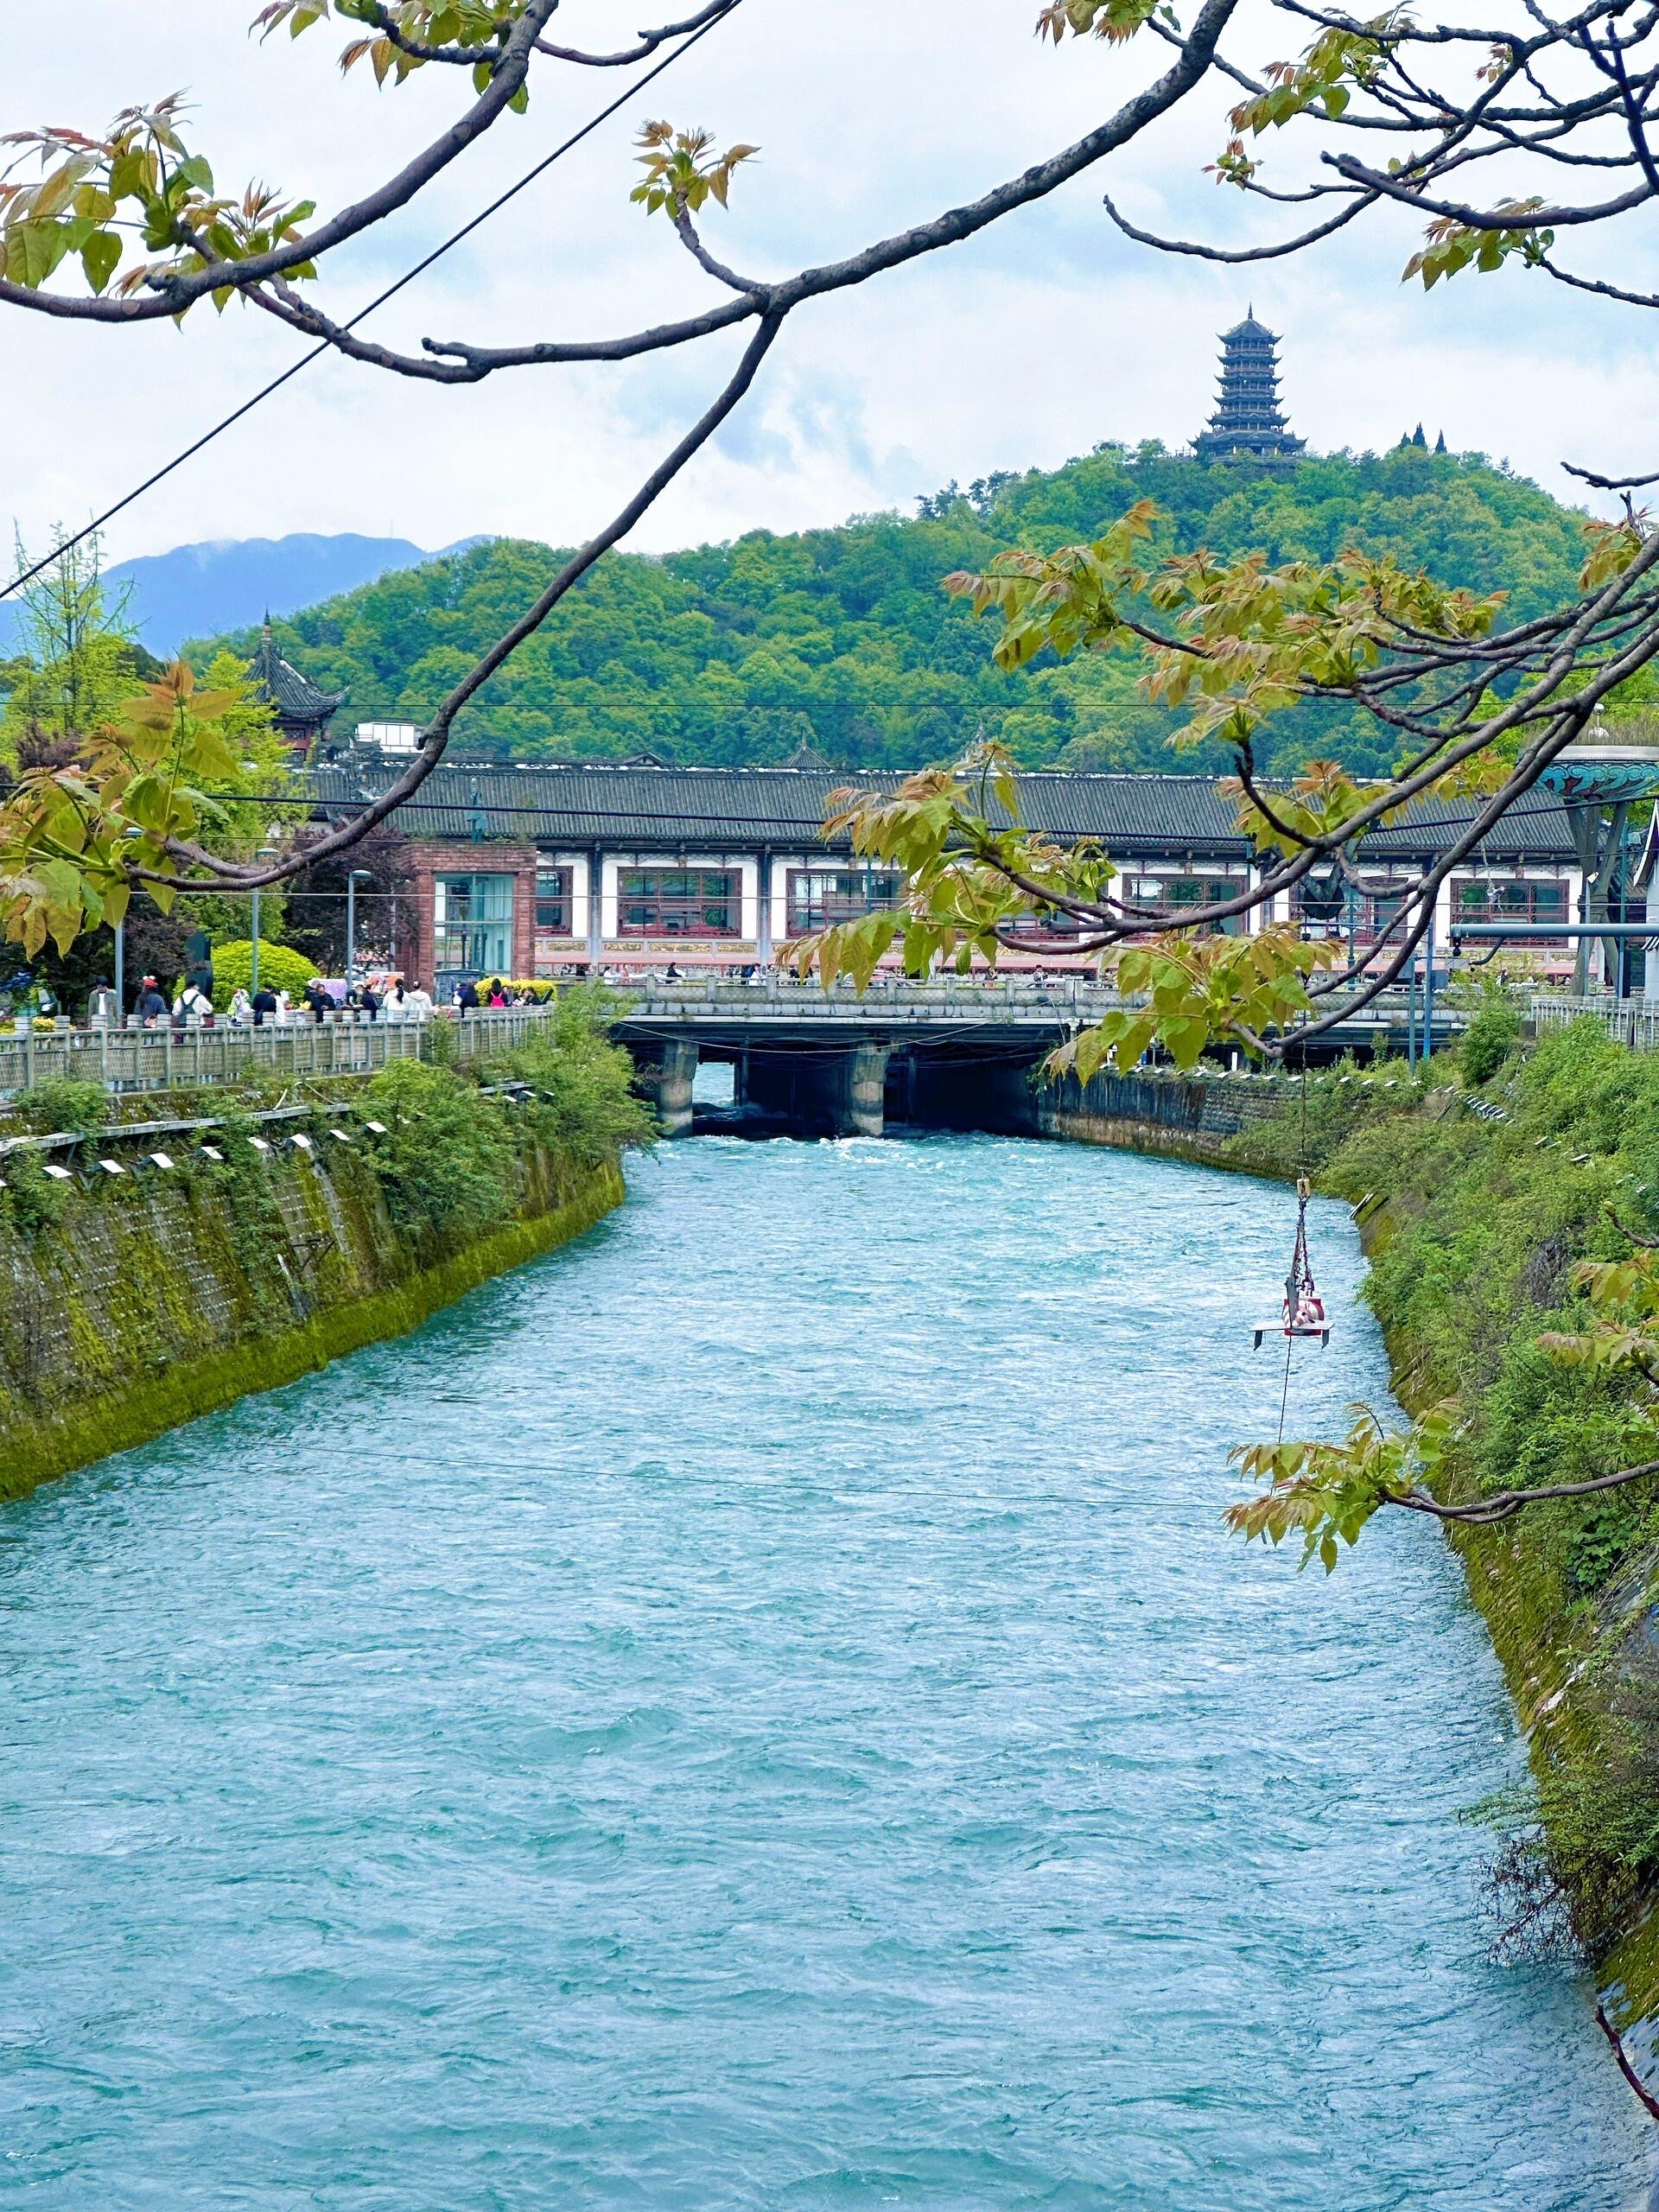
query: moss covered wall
0 1133 623 1505
1033 1065 1295 1164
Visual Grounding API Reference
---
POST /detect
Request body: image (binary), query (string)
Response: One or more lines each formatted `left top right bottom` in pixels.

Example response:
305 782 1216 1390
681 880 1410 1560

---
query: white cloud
1 0 1649 580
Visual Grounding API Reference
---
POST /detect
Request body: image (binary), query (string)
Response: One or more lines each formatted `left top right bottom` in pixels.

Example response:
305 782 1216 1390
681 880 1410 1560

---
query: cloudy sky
3 0 1656 571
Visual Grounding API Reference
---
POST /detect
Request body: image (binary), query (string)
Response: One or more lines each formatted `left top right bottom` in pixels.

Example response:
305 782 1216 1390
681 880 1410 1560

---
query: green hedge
210 940 321 997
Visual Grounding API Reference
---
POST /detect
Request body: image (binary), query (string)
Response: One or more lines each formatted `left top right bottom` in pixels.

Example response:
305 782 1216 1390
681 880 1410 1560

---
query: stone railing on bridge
0 1007 560 1097
610 976 1127 1026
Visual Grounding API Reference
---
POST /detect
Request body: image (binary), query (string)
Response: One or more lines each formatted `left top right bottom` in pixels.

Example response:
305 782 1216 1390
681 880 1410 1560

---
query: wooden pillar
588 849 604 968
756 850 773 964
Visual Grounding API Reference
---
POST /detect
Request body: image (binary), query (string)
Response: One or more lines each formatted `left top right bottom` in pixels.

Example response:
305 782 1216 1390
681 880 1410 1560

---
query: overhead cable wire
0 3 736 609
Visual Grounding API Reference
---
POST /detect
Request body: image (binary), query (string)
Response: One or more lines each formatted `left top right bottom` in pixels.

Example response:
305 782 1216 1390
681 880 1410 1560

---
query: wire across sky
0 5 736 609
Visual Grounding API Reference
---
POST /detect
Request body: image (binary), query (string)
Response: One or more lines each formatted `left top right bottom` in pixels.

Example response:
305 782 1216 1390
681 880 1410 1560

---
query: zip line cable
0 4 736 611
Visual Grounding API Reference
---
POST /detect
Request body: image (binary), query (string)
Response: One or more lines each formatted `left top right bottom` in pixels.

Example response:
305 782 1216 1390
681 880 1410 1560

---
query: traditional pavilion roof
250 626 348 724
783 739 834 772
298 756 1577 864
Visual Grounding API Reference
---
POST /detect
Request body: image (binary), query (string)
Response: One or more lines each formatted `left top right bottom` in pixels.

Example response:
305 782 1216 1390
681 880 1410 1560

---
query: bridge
0 977 1471 1131
611 977 1463 1137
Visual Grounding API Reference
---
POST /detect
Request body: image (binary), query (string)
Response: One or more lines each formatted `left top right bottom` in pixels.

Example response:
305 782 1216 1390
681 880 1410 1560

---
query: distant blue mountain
124 533 437 655
0 531 466 660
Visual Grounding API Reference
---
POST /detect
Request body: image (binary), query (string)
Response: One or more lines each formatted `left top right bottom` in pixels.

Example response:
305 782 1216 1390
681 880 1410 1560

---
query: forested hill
200 444 1593 777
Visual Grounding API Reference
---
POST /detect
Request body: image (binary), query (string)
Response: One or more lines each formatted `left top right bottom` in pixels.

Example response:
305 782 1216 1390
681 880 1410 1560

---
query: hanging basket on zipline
1252 1174 1332 1350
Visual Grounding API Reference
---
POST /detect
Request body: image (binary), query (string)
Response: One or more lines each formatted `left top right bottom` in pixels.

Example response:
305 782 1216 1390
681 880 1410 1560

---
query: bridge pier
640 1037 699 1137
844 1042 890 1138
736 1041 892 1136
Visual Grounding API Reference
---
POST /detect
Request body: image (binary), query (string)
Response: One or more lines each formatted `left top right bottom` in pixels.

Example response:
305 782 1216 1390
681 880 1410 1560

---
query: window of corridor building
619 869 740 937
1453 876 1570 938
1001 908 1085 945
533 867 577 969
434 872 514 976
785 868 903 935
1124 875 1243 934
1295 878 1417 944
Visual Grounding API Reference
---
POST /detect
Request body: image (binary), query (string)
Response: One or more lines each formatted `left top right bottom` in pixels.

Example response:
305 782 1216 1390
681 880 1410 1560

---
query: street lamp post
113 823 143 1015
251 839 279 993
346 869 372 989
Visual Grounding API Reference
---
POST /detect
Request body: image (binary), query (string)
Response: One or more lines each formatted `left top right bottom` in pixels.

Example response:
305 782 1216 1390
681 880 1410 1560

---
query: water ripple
0 1135 1650 2209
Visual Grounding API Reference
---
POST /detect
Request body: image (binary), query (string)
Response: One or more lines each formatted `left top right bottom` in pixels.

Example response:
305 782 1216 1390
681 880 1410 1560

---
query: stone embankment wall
1033 1066 1295 1164
0 1132 622 1504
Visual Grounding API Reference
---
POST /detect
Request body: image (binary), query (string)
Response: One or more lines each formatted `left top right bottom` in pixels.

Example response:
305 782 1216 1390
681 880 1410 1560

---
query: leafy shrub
362 1060 518 1245
16 1077 109 1136
0 1147 68 1238
1478 1682 1659 1962
211 940 320 997
491 985 652 1166
1460 990 1526 1085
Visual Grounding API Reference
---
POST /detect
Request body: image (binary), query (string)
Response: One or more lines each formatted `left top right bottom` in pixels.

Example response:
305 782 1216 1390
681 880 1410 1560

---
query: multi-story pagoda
249 618 348 761
1195 310 1305 466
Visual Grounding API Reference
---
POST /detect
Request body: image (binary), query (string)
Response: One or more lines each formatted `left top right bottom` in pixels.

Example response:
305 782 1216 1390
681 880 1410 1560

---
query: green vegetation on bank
199 447 1592 777
1229 1023 1659 1981
210 940 321 997
0 1000 651 1502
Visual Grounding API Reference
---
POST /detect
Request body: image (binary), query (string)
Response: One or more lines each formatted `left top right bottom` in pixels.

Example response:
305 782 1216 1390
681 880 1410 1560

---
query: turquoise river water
1 1136 1653 2209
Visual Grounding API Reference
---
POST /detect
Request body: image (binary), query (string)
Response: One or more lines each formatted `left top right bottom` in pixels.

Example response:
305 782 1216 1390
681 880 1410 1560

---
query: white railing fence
1532 995 1659 1052
0 1007 560 1098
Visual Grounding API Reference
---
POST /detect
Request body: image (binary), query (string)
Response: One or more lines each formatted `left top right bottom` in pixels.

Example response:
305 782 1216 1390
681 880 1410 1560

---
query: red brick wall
404 843 540 988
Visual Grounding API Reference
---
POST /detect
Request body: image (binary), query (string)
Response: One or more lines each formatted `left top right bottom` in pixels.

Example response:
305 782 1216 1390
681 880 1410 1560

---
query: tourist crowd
5 960 1087 1033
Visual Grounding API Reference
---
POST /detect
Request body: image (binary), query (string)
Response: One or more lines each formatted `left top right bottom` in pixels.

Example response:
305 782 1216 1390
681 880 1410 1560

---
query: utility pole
346 869 372 988
251 836 278 994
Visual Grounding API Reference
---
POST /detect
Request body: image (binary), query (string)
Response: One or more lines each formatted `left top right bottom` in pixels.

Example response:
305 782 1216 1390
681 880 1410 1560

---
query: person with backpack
173 980 213 1027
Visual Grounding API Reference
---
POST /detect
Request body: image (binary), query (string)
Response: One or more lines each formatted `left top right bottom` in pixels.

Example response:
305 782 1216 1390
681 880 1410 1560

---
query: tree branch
535 0 743 67
1099 186 1376 263
414 0 1242 378
0 0 563 321
1325 151 1653 227
1598 2002 1659 2123
138 311 785 893
1387 1458 1659 1526
671 203 771 296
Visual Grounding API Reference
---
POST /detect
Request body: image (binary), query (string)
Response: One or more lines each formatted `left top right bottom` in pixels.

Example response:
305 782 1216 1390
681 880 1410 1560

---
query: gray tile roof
251 632 347 722
301 755 1578 863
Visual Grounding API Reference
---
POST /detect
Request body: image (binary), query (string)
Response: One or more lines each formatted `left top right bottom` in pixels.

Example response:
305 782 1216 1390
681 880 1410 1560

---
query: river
0 1136 1650 2209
